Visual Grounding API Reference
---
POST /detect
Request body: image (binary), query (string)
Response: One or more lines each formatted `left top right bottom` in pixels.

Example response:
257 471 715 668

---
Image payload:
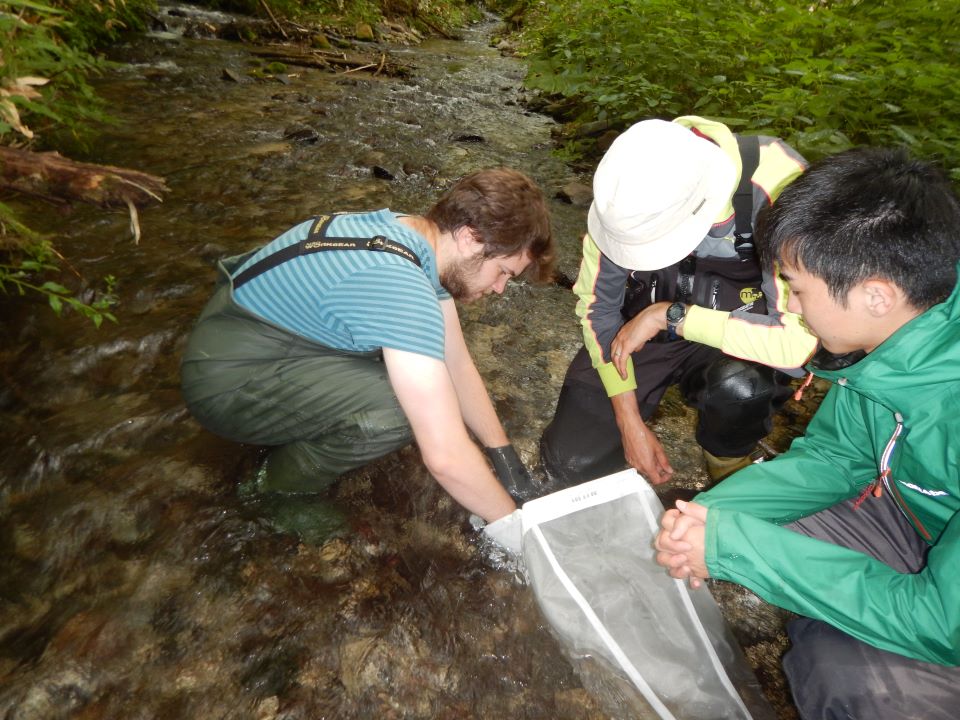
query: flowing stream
0 5 816 718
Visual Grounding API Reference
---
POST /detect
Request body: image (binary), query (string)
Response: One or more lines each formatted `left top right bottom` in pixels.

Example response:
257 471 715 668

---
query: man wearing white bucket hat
541 116 817 486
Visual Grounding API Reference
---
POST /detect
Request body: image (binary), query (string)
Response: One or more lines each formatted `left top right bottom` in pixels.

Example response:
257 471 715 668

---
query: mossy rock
355 22 375 41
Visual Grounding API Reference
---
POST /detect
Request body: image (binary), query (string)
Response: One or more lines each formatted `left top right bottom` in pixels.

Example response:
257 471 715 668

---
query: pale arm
382 346 515 522
439 298 510 448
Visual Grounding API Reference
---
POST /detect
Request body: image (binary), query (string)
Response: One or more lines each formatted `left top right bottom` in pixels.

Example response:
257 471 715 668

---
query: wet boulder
555 181 593 207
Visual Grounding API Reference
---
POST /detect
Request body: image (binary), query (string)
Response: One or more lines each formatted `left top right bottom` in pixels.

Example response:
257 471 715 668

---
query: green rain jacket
695 272 960 666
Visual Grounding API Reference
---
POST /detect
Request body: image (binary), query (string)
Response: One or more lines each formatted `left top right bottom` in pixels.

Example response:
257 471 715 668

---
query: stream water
0 5 818 718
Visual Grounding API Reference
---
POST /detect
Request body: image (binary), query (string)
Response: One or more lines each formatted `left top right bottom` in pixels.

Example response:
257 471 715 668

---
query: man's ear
861 279 901 317
454 226 483 256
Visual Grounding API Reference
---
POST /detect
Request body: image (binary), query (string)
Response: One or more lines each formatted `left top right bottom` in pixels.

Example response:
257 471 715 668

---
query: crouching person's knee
784 618 888 720
700 357 787 414
261 406 413 495
782 618 957 720
695 358 790 458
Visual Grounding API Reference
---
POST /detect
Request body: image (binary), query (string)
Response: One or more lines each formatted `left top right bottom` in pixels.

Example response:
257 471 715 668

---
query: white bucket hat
586 119 737 271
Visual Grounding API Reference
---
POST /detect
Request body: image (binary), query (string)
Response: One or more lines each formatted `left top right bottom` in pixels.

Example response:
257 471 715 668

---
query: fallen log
0 146 169 243
247 44 411 76
0 146 168 207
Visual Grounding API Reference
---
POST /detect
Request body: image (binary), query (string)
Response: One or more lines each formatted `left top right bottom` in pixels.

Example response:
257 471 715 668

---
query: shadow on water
0 5 817 718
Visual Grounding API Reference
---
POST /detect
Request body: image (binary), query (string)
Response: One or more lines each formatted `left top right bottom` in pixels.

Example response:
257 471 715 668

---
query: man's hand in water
612 392 674 484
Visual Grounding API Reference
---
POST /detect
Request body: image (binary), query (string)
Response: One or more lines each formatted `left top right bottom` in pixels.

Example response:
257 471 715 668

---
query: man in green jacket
655 147 960 719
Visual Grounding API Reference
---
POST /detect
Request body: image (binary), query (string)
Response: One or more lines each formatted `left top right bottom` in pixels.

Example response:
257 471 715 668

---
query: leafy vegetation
0 0 151 324
517 0 960 177
202 0 482 36
0 219 118 326
4 0 960 323
1 0 152 146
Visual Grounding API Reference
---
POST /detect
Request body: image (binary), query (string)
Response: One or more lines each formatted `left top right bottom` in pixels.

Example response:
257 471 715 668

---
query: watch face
667 303 685 323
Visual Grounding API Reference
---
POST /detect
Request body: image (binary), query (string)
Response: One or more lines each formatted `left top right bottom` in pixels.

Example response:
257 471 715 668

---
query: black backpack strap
232 213 422 289
733 134 761 260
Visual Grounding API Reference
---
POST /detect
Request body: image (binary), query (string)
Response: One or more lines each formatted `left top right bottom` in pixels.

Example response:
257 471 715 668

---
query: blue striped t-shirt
232 209 449 360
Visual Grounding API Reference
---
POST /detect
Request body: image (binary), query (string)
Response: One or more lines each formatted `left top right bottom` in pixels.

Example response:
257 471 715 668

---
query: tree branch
0 147 169 209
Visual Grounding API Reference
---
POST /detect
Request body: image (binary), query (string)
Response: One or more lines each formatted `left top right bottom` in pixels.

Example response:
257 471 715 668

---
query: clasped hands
654 499 710 589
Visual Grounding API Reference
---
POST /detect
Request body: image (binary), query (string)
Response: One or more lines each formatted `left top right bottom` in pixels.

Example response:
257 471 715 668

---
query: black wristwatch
666 302 687 341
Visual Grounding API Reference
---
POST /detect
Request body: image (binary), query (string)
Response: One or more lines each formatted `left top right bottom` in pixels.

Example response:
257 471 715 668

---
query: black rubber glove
484 445 542 505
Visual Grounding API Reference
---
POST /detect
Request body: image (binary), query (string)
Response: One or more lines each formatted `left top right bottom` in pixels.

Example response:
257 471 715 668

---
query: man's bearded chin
440 255 483 301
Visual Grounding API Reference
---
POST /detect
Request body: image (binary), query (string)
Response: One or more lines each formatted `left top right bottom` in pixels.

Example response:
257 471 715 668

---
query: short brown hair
426 168 555 282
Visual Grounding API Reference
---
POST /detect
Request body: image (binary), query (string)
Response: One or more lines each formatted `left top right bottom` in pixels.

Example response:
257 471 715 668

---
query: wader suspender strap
232 213 422 290
732 134 761 261
672 134 761 311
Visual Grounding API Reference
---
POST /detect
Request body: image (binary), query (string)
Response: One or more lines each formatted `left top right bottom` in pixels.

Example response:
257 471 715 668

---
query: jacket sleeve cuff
682 306 730 349
597 360 637 397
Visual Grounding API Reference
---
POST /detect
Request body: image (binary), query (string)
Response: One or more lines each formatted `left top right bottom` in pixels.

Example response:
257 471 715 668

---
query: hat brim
587 147 737 271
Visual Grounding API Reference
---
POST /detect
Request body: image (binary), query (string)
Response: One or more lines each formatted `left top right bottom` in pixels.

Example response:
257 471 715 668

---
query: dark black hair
758 147 960 309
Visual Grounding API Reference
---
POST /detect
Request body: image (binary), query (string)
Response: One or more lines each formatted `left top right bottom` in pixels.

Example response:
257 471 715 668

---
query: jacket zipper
852 411 933 540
